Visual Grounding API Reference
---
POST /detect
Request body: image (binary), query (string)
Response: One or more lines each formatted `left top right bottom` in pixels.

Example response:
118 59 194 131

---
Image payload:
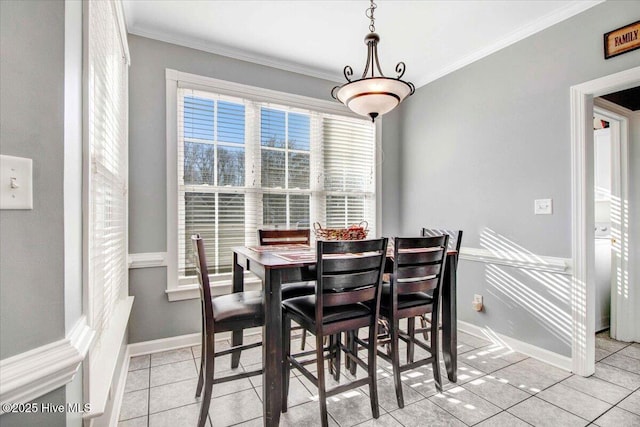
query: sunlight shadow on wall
480 228 572 347
610 194 630 301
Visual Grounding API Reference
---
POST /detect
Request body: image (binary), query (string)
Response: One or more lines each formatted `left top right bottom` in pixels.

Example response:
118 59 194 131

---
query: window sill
165 276 264 301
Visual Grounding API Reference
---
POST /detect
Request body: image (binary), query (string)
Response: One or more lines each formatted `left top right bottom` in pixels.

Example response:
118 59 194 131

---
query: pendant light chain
367 0 377 33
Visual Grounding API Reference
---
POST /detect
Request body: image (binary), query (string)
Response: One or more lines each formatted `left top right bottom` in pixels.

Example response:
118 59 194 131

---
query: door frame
594 100 635 344
570 66 639 376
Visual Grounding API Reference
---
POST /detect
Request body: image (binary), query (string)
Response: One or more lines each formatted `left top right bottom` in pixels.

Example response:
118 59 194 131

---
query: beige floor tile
429 385 501 425
537 383 611 421
618 390 640 416
462 374 530 409
594 362 640 390
149 403 212 427
150 359 198 387
594 407 640 427
128 355 151 371
508 396 587 427
388 398 466 427
475 411 530 427
150 348 194 367
119 389 149 421
124 368 150 393
560 374 631 405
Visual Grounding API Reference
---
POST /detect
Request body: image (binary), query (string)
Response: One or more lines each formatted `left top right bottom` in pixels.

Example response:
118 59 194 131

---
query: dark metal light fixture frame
331 0 415 122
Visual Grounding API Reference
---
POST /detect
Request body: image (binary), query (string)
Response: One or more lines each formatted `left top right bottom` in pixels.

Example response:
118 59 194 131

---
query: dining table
231 243 459 426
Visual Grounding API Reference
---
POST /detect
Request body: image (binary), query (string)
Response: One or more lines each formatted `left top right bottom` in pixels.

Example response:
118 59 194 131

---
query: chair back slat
396 248 444 265
396 263 442 280
323 286 376 307
396 277 439 294
421 228 463 252
320 239 385 255
258 229 310 245
322 255 383 274
322 269 381 292
317 238 388 309
391 235 448 297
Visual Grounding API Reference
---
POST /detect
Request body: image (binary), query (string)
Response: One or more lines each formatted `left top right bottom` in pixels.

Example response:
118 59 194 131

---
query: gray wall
0 1 67 426
398 0 640 355
0 0 66 359
126 35 404 342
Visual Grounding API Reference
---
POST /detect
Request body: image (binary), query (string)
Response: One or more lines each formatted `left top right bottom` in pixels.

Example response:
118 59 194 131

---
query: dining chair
282 238 388 427
377 235 449 408
258 228 315 350
417 228 463 341
192 234 264 427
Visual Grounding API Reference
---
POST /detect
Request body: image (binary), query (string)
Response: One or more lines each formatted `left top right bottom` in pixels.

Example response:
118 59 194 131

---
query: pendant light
331 0 415 122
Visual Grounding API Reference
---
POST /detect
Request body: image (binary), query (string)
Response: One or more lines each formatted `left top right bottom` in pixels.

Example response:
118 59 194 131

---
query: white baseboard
458 320 572 372
127 328 264 358
128 333 201 357
0 316 95 413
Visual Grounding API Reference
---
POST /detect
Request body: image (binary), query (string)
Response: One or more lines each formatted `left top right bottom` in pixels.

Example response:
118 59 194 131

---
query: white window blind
323 116 375 228
85 0 130 416
87 0 128 342
175 84 375 284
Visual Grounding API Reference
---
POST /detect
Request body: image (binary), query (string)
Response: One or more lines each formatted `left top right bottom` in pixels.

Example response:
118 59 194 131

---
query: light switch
534 198 552 215
1 155 33 210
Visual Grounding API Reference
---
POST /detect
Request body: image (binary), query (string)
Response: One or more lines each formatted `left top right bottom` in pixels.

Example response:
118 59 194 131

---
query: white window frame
82 0 133 419
165 69 381 301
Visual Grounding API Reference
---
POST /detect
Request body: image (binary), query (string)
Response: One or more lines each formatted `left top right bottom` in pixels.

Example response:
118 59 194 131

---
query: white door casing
570 66 639 376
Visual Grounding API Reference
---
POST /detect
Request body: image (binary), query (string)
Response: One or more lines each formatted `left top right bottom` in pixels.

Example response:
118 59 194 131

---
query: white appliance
594 223 611 332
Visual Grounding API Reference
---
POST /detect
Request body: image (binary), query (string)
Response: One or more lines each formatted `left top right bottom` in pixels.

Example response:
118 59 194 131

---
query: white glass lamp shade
335 77 413 119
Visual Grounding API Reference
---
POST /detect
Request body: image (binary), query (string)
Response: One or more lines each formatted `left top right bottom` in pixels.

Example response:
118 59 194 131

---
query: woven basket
313 221 369 240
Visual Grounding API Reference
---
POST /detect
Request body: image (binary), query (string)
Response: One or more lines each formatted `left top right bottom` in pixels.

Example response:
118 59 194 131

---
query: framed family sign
604 20 640 59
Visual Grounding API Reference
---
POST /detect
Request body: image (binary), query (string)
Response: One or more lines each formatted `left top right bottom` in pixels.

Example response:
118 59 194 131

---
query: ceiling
601 87 640 111
122 0 602 88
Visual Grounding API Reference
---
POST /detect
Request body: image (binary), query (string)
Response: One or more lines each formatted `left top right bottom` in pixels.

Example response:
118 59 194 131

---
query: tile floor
118 330 640 426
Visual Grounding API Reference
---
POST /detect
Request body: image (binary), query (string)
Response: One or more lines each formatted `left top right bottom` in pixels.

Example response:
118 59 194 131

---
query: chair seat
283 295 371 325
211 290 264 323
379 282 433 313
282 281 316 300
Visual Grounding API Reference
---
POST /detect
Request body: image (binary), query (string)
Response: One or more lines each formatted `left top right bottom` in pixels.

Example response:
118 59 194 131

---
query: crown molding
128 28 342 83
413 0 604 87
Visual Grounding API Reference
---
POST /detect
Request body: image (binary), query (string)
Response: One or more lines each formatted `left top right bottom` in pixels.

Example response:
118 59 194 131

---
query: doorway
569 66 640 376
592 110 612 335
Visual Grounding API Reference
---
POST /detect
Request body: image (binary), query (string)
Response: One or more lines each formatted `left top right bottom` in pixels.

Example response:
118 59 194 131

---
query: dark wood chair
377 235 449 408
258 228 315 349
192 234 264 427
418 228 463 340
282 238 388 427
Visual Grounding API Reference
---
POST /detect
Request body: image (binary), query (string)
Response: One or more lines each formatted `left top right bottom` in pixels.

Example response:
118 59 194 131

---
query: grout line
118 334 638 426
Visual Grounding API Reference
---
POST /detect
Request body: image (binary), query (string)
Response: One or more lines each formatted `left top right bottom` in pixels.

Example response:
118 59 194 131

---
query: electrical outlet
534 198 553 215
472 294 483 312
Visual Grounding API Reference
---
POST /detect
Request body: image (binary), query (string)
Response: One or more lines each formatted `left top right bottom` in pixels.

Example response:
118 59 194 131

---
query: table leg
263 268 283 427
231 252 244 369
441 254 457 382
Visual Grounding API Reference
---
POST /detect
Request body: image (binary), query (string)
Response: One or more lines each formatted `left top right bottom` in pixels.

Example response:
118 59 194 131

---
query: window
167 71 377 299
